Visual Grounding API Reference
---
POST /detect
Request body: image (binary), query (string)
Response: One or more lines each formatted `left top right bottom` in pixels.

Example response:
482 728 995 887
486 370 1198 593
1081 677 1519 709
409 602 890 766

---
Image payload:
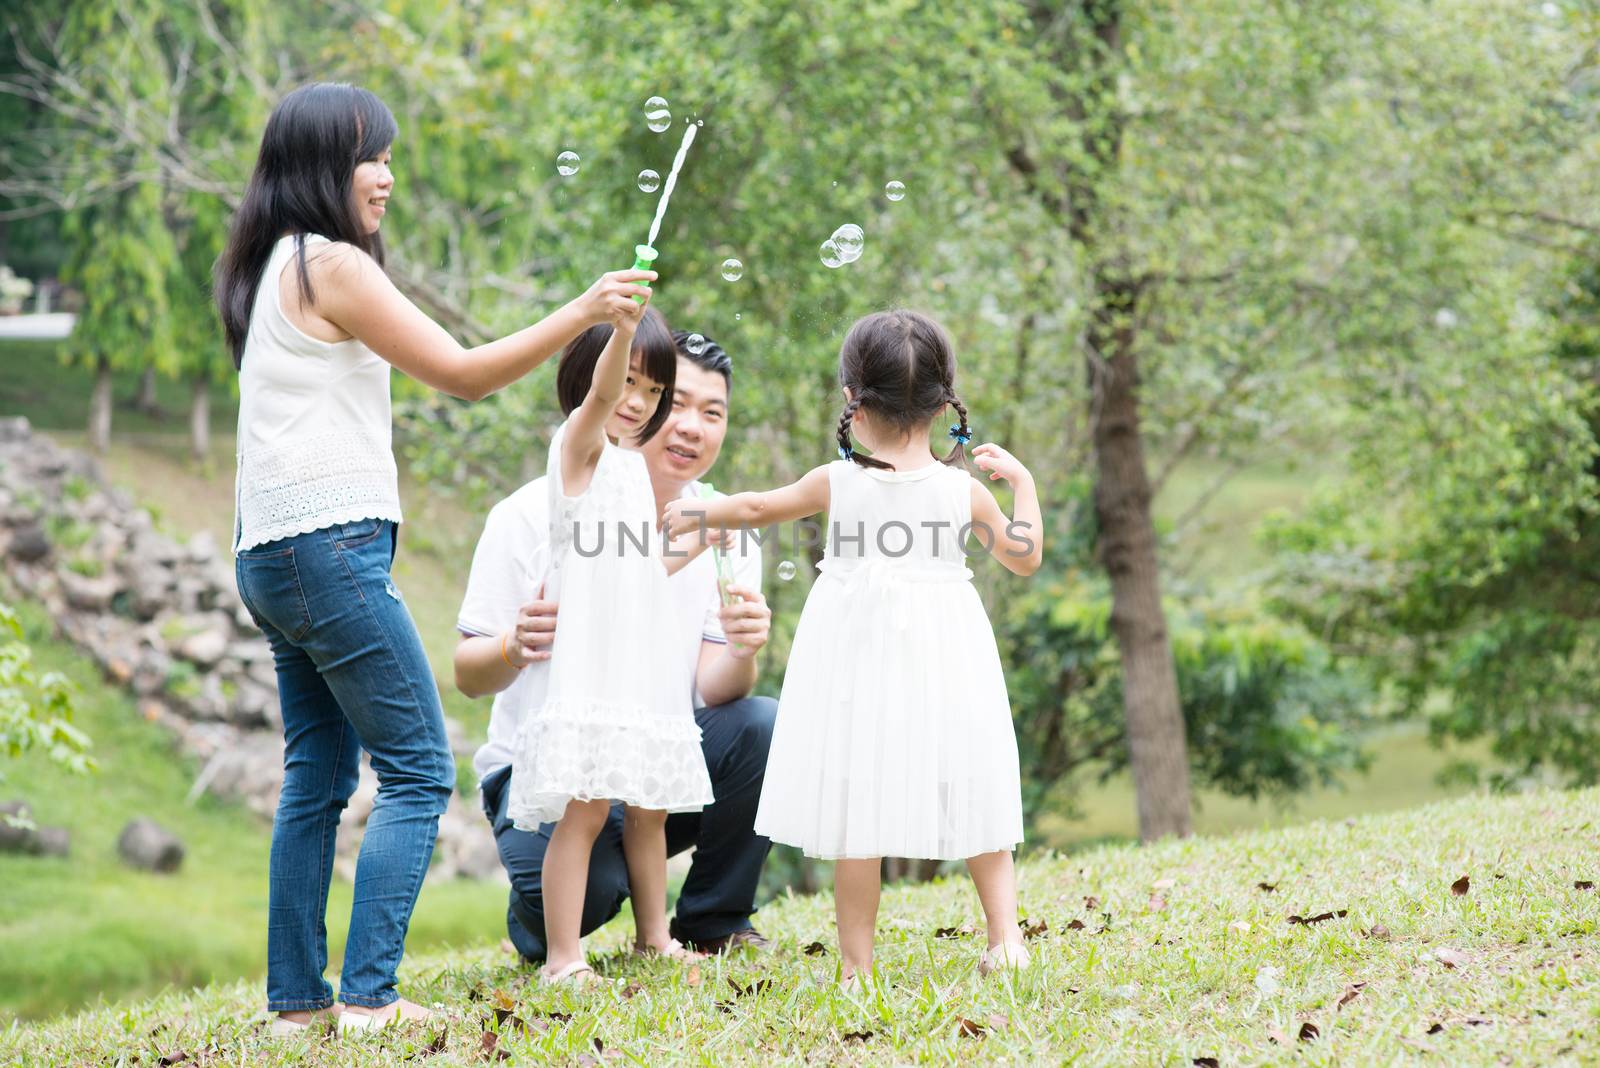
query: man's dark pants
479 696 777 959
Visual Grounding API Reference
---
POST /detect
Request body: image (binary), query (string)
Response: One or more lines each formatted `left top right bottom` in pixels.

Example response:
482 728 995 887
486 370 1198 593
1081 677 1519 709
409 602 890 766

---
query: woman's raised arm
302 243 654 401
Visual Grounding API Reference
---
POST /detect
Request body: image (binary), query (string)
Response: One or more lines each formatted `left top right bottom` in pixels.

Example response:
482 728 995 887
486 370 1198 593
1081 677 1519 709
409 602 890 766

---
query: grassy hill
5 787 1596 1065
0 598 508 1022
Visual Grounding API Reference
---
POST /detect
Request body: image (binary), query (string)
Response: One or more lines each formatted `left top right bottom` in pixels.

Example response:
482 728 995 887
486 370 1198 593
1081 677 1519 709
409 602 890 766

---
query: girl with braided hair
663 309 1043 983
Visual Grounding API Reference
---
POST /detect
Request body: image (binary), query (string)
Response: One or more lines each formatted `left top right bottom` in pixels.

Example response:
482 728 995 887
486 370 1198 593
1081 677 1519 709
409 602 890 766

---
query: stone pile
0 416 502 882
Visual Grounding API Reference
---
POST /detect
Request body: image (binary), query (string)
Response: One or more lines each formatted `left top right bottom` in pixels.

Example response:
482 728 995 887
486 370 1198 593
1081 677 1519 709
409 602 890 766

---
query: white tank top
232 233 403 552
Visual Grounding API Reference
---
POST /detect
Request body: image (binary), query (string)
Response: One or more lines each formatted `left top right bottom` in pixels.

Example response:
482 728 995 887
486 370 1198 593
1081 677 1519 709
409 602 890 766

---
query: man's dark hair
672 330 732 387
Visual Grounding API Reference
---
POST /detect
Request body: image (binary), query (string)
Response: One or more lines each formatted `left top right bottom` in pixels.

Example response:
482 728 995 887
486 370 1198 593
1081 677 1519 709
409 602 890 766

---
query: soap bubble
776 560 797 582
1434 307 1458 329
645 96 671 133
720 258 744 282
820 239 844 269
833 224 864 262
637 169 661 193
734 313 741 321
695 119 704 127
885 179 906 202
685 333 707 355
556 151 580 176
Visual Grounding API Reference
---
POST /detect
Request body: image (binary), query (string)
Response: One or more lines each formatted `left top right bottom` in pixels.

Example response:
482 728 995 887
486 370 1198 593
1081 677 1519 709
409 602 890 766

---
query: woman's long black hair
213 82 398 367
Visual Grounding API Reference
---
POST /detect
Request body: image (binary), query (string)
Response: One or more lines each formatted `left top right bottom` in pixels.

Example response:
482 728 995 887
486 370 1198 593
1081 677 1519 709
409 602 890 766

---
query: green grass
0 340 240 435
0 599 506 1023
4 787 1596 1065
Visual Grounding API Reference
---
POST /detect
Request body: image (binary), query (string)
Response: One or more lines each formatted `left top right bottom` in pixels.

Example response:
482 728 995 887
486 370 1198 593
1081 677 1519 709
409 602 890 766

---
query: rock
116 819 185 873
0 416 31 443
173 575 207 613
130 646 171 696
59 569 120 612
35 826 70 857
0 800 37 853
189 530 217 563
7 520 49 562
126 567 174 622
226 639 271 665
247 660 279 691
178 626 228 668
232 679 277 727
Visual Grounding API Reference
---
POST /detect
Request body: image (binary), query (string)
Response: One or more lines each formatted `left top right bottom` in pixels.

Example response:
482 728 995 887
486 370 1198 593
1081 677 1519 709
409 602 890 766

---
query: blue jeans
235 519 454 1011
480 696 777 960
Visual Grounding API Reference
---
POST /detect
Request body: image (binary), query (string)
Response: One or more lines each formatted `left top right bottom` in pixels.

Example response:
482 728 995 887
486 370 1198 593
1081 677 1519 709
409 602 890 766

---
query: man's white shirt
458 477 762 783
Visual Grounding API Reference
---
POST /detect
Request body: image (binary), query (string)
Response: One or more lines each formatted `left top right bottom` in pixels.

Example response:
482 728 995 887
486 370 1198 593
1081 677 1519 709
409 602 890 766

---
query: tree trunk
1087 277 1192 841
89 355 113 454
189 374 210 461
135 365 160 416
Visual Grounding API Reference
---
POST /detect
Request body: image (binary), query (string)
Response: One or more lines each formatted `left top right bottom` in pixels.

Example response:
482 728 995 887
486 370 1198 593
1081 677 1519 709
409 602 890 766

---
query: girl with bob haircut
506 305 721 986
215 81 654 1033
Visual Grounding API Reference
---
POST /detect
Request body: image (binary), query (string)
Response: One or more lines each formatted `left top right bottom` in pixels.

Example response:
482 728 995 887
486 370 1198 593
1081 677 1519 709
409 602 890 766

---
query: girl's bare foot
632 936 703 961
978 939 1031 976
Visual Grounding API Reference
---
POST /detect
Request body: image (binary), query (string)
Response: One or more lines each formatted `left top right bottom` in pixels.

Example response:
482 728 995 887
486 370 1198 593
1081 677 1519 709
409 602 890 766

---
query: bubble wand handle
630 244 658 305
697 483 735 608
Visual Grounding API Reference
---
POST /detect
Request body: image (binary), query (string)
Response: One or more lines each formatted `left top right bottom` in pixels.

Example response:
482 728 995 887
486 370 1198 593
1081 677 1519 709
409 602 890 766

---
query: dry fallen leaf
729 978 773 999
1020 919 1049 940
1434 947 1471 969
1083 895 1101 910
412 1027 448 1059
1426 1022 1445 1035
1288 910 1348 926
1298 1022 1320 1042
1193 1058 1220 1068
955 1017 987 1039
1147 894 1168 913
1257 882 1278 893
1576 880 1595 891
619 980 644 999
1368 924 1392 941
1066 919 1087 930
685 965 702 987
1451 875 1471 897
477 1032 510 1062
803 940 829 955
1337 982 1366 1009
1152 878 1176 891
841 1030 874 1043
987 1013 1010 1030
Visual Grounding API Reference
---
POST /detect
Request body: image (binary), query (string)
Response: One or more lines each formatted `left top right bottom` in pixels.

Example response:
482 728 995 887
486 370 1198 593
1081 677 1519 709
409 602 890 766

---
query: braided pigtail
942 388 972 467
836 392 893 469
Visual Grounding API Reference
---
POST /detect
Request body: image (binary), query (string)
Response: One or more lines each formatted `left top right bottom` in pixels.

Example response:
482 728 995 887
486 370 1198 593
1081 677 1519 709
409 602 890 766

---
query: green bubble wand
631 122 699 303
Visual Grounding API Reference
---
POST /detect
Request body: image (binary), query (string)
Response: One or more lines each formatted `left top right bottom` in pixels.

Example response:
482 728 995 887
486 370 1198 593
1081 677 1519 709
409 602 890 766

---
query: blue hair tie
948 425 971 445
839 445 853 461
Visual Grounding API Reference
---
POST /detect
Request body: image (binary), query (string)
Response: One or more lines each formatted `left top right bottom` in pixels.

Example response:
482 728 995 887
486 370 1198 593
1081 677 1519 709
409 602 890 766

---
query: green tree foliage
0 601 89 782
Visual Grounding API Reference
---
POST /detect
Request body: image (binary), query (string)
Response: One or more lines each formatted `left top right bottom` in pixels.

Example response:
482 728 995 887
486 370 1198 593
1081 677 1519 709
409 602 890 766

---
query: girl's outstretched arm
969 443 1043 576
662 464 832 539
560 304 648 497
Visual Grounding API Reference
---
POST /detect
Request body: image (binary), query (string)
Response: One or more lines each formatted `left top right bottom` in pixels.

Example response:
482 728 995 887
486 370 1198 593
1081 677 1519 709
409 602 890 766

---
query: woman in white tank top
212 82 655 1035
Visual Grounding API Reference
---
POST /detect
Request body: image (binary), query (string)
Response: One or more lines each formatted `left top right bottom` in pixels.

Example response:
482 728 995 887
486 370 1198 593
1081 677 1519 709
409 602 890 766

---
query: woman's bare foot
340 998 431 1025
274 1005 341 1026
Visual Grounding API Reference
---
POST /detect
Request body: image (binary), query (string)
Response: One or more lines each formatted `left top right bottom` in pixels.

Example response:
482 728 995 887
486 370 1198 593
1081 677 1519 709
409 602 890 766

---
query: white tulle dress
754 459 1024 860
506 420 714 830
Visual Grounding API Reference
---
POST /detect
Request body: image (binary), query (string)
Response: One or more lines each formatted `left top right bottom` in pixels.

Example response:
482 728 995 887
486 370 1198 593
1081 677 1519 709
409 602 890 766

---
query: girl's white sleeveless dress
506 420 714 830
754 460 1024 860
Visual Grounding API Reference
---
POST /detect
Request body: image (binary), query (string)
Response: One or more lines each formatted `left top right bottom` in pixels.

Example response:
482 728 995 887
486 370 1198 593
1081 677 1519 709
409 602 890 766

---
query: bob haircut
555 306 677 444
